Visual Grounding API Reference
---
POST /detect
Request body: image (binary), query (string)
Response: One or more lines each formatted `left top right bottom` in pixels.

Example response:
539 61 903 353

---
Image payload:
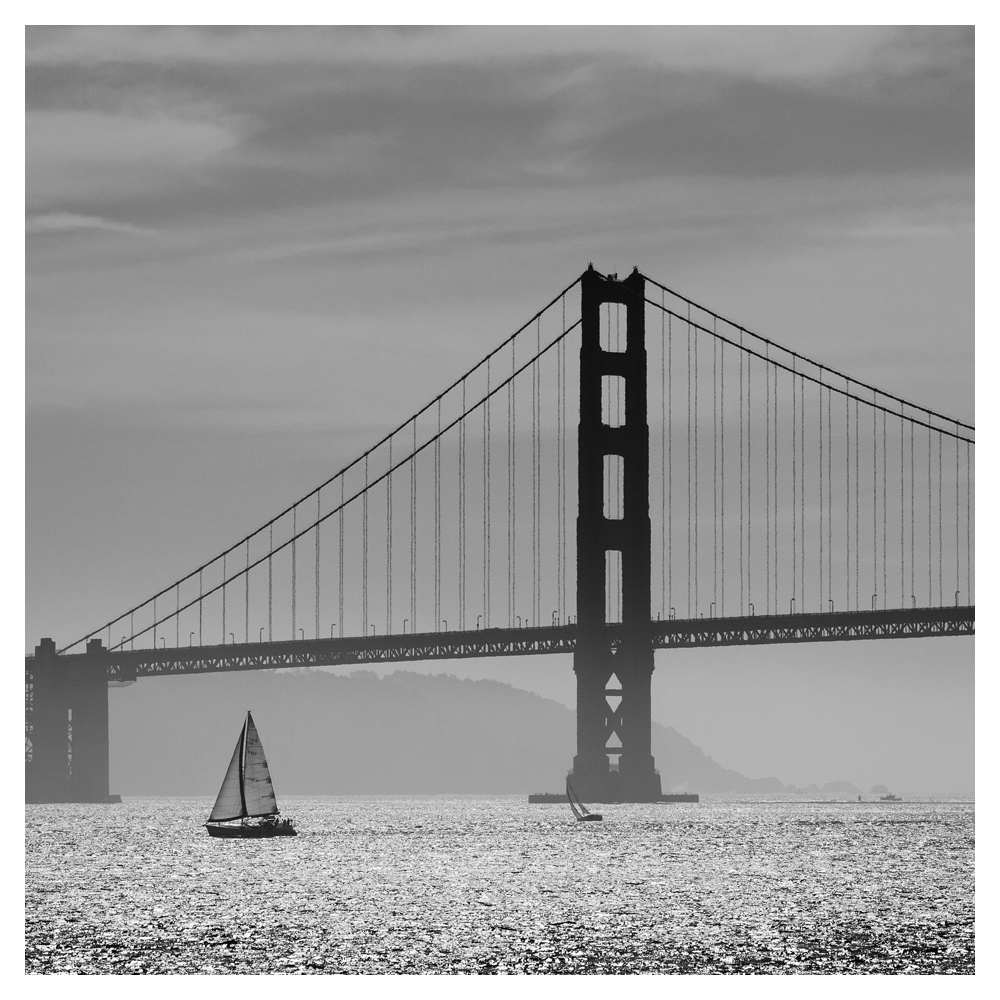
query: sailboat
566 777 603 822
205 711 296 838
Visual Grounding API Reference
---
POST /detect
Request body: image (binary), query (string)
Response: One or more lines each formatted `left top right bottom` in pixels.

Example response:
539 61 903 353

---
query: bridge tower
570 266 662 803
26 638 113 803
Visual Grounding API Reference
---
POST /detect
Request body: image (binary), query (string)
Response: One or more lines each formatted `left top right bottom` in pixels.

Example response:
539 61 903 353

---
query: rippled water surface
26 796 974 974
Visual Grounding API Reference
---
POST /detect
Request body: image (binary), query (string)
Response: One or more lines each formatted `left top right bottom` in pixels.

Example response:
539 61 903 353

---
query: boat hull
206 823 297 838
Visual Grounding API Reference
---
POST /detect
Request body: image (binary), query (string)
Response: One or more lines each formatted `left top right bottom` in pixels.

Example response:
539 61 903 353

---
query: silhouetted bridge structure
27 266 974 804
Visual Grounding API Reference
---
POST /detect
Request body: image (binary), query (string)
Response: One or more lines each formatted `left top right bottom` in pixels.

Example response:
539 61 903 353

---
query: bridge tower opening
570 266 662 803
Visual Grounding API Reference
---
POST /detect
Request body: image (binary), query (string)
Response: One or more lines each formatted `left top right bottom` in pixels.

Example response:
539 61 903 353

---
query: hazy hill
108 668 812 796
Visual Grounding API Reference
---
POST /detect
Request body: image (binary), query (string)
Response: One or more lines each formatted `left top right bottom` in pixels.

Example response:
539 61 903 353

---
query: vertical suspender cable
534 324 539 626
435 400 442 629
221 555 226 644
387 439 392 634
483 366 489 627
792 361 797 610
362 459 368 634
911 423 915 606
410 421 416 632
508 346 514 626
661 296 666 618
955 428 960 604
819 377 823 611
560 333 567 622
773 355 778 614
938 429 943 606
739 330 744 615
512 344 517 625
855 399 860 610
460 380 467 630
486 359 492 627
532 323 538 627
339 477 345 637
966 439 971 603
687 314 692 618
899 403 906 608
713 327 718 611
766 351 771 615
873 401 878 609
667 310 673 618
512 342 517 625
883 410 887 608
531 328 541 625
720 322 725 615
693 304 698 616
245 541 249 643
844 382 851 611
800 378 805 609
316 493 321 640
928 428 932 605
536 320 542 627
556 320 563 623
292 506 297 638
747 343 751 613
268 525 273 641
827 387 832 608
846 386 851 611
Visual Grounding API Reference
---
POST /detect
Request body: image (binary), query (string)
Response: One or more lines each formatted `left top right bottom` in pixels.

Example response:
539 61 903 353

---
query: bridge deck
31 606 973 680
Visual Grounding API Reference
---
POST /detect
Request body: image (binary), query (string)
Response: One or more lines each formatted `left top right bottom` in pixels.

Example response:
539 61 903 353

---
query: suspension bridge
26 265 975 804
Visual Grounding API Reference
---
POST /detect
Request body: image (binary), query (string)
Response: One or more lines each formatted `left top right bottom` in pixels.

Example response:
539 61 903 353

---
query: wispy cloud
25 26 973 234
26 212 160 237
26 109 240 212
25 26 971 86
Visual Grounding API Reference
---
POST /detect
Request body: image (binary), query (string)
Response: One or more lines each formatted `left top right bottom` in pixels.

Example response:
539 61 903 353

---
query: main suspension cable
641 273 974 432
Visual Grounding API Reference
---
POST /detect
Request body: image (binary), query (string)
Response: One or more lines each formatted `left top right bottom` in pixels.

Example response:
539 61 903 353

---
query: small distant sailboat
205 711 296 838
566 777 602 822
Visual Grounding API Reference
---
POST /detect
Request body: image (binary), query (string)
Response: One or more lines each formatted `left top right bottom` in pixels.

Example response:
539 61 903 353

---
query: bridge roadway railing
29 606 974 680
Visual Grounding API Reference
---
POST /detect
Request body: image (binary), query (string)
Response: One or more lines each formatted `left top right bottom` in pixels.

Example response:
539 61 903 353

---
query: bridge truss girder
28 606 972 681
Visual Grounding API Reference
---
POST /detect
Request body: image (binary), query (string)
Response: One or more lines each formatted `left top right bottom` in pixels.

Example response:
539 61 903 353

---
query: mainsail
566 778 586 820
208 723 247 822
243 712 278 817
207 711 278 823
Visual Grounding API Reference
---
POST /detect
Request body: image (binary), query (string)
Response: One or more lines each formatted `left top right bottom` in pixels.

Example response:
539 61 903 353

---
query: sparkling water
25 795 974 974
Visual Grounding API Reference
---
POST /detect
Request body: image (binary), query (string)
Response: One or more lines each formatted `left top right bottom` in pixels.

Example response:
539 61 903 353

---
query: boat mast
566 778 584 820
238 712 248 822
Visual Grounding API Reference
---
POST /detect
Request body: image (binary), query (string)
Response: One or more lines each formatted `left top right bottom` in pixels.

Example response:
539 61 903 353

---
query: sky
24 26 975 794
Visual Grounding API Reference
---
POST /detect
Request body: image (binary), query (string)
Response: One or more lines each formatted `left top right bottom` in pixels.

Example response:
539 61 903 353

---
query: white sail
208 724 246 822
243 712 278 817
566 778 586 820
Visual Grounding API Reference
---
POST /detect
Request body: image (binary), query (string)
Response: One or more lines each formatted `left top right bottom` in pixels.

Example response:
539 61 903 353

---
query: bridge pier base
26 638 113 804
570 642 661 803
615 646 661 802
570 641 613 802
